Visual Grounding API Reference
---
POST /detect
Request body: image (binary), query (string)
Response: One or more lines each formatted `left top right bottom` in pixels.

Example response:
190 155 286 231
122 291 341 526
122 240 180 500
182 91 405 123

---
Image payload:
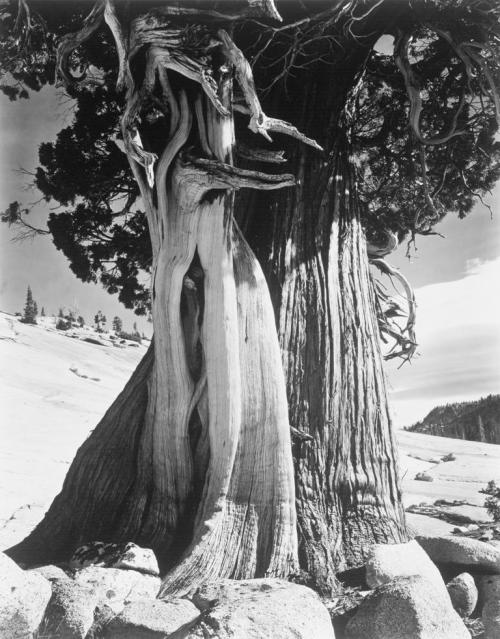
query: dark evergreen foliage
1 0 498 314
405 394 500 444
21 285 37 324
112 315 122 333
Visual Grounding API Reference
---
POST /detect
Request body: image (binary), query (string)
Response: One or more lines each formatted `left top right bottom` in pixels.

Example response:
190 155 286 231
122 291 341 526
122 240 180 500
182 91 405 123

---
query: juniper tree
2 0 499 595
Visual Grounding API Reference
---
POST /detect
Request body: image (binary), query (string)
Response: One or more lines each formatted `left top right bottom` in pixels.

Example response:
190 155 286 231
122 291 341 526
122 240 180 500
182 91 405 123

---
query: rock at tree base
42 577 98 639
478 574 500 607
415 472 434 482
185 578 335 638
73 566 160 613
365 540 445 593
345 575 470 639
70 541 159 576
483 597 500 639
446 573 478 618
417 535 500 573
479 575 500 639
29 564 71 581
0 552 51 638
105 598 200 638
86 603 116 638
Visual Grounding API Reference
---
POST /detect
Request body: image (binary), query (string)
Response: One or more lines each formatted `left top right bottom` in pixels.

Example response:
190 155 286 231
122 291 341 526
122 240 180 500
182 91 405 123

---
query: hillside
405 395 500 444
0 311 149 547
1 310 499 548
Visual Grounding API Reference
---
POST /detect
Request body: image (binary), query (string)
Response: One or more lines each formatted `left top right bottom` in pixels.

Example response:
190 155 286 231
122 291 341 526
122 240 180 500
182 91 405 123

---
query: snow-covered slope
398 430 500 535
0 311 148 548
1 310 499 549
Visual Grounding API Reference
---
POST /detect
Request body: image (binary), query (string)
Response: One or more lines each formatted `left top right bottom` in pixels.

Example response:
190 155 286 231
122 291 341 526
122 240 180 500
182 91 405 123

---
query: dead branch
218 29 323 151
371 257 417 363
104 0 129 92
183 155 296 191
56 1 104 88
236 144 287 163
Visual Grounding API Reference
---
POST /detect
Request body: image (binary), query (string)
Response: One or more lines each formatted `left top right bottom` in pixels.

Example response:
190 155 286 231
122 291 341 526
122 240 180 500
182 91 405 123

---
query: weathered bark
8 20 298 592
239 53 408 593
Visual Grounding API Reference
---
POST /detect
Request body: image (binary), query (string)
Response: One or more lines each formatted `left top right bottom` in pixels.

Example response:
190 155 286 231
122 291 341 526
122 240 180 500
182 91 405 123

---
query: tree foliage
1 0 500 332
1 0 499 325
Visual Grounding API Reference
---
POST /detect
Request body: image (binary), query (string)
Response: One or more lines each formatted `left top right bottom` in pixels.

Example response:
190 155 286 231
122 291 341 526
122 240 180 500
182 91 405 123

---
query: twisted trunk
7 84 297 597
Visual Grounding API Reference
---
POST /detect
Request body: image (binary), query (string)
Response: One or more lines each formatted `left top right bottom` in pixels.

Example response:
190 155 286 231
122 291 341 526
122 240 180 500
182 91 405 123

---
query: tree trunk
7 86 297 596
240 58 408 594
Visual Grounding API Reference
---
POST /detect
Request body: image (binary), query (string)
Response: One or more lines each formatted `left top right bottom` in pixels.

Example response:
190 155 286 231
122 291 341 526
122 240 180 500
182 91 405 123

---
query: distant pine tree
132 321 141 342
58 308 64 318
112 316 123 333
77 315 85 327
41 307 45 317
22 286 37 324
94 310 106 332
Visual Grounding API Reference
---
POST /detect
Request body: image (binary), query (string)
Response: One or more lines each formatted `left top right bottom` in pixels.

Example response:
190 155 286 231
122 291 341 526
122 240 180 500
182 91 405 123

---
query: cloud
387 256 500 427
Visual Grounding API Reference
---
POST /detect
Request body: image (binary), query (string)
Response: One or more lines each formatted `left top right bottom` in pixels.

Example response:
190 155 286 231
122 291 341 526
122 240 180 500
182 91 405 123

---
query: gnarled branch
182 155 296 191
103 0 129 92
56 1 104 88
218 29 323 151
394 30 467 146
371 257 417 363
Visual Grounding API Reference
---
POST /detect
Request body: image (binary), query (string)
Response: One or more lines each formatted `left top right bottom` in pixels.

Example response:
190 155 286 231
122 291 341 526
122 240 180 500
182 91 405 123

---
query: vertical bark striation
240 54 408 592
159 98 297 596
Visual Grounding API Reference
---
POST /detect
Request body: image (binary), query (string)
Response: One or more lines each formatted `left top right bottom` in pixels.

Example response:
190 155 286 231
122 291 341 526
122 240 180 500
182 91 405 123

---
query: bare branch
246 0 282 22
104 0 129 92
56 2 104 88
218 29 323 151
183 155 296 191
394 30 467 146
236 144 287 164
371 258 417 363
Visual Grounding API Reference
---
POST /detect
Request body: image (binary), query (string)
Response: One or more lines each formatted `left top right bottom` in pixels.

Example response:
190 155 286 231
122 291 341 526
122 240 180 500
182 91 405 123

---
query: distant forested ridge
405 395 500 444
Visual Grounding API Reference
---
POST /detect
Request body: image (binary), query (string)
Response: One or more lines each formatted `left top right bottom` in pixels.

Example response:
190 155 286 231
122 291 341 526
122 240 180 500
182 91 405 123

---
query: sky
0 86 152 336
0 85 499 428
386 188 500 427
